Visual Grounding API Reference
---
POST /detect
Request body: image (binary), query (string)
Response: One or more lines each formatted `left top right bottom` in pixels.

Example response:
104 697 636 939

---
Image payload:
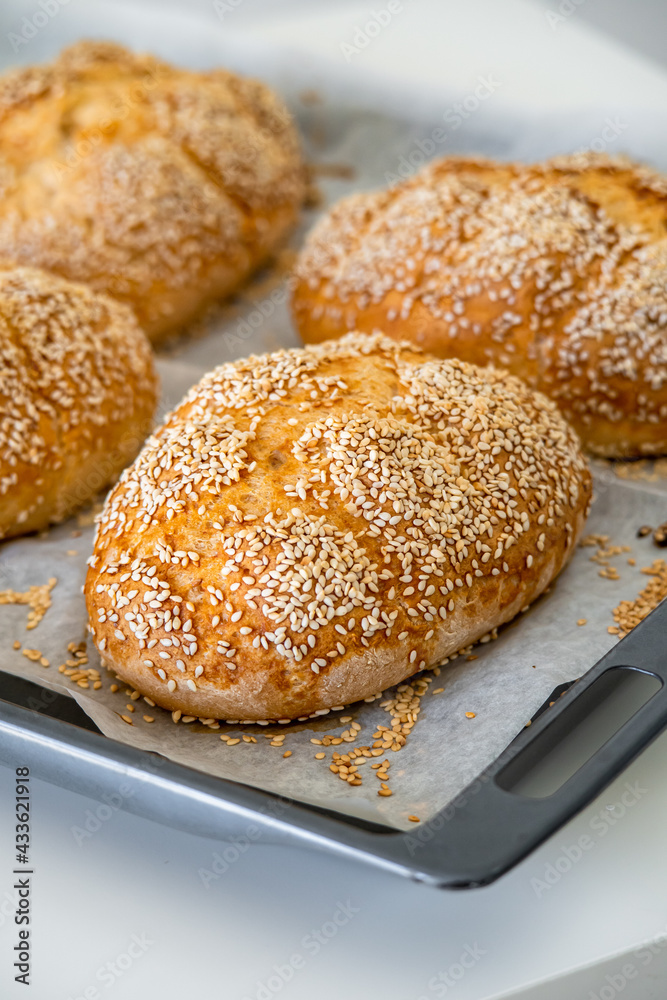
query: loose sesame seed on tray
612 559 667 638
0 578 57 630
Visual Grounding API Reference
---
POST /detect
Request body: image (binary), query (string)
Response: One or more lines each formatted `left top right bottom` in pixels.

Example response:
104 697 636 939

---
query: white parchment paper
1 39 667 831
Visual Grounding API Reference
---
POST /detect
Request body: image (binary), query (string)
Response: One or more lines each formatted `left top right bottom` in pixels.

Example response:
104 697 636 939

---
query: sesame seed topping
294 153 667 457
0 266 157 540
86 331 589 719
0 41 305 342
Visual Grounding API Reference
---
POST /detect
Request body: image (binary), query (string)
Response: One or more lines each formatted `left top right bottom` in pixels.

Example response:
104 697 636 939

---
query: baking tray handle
410 598 667 886
1 604 666 890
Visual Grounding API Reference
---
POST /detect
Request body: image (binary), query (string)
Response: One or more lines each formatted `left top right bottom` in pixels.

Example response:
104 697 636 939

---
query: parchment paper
1 60 667 831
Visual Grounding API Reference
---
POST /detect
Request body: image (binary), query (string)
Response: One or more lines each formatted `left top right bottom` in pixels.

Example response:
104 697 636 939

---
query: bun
85 333 590 722
0 267 158 540
0 41 305 342
292 153 667 458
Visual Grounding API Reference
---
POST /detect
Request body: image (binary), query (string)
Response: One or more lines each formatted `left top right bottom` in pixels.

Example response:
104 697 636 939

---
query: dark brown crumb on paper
652 523 667 547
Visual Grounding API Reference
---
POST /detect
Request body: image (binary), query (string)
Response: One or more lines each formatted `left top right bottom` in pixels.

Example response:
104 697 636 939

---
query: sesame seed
86 331 589 722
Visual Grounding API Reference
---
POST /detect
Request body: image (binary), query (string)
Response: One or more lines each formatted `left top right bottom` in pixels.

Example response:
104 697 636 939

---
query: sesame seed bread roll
85 333 591 722
0 267 158 540
0 41 305 343
292 153 667 458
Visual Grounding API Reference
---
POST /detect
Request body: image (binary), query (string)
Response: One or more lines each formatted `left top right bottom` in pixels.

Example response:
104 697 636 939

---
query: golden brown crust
0 266 158 540
292 153 667 458
85 333 591 722
0 41 305 342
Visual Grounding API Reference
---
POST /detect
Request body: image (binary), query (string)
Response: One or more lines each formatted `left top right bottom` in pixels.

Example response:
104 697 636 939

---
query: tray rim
2 598 667 890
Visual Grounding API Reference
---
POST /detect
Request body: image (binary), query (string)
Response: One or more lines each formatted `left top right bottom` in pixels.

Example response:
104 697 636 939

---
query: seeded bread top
0 265 157 536
292 154 667 457
0 40 305 338
86 332 591 721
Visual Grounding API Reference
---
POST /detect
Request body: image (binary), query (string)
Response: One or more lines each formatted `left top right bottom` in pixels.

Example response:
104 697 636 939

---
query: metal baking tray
2 3 667 890
1 598 666 889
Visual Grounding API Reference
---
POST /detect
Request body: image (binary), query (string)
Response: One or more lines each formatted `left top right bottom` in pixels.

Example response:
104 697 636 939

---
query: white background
1 1 667 997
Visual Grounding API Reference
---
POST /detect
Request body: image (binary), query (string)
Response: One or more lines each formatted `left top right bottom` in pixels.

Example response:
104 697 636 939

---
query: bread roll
0 267 158 540
292 153 667 458
85 333 590 722
0 41 305 342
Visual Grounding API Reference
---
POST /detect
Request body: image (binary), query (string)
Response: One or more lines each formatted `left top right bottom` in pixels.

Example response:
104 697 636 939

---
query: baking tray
2 3 667 891
1 597 666 888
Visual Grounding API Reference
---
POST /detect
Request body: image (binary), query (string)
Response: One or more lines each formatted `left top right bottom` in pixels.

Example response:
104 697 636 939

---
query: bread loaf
0 41 305 342
0 267 158 540
292 153 667 457
85 333 590 722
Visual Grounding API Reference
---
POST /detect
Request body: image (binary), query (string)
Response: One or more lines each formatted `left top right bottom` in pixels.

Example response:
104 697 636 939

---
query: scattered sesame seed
0 578 57 630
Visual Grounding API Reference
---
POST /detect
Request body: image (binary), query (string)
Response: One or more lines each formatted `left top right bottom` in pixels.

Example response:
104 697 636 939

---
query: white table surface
1 2 667 997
